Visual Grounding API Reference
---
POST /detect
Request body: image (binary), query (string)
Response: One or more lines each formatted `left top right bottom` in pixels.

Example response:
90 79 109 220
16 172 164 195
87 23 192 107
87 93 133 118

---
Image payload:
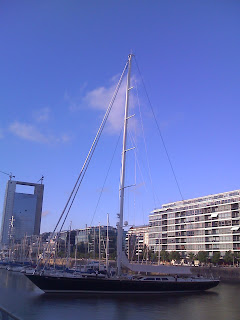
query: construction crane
0 170 15 180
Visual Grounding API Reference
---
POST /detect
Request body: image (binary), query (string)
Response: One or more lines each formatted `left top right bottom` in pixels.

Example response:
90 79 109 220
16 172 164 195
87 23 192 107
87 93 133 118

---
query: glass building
149 190 240 256
0 180 44 246
75 226 117 258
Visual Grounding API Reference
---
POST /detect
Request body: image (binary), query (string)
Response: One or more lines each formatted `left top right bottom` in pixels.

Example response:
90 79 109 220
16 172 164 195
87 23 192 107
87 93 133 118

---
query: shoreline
191 266 240 282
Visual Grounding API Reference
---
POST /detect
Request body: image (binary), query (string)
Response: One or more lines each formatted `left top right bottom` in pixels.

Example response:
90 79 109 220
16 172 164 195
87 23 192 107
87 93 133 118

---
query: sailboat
25 54 219 293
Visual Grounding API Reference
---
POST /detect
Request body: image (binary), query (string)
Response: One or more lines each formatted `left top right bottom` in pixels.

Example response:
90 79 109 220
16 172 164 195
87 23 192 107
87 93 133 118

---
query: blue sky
0 1 240 233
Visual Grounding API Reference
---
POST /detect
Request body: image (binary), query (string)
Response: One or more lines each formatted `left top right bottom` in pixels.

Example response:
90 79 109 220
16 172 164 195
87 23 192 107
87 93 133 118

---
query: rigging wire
128 130 149 194
39 59 129 271
42 104 115 269
58 101 123 233
0 170 15 179
133 56 184 201
133 125 137 227
43 108 113 270
133 103 137 227
134 77 160 207
128 131 151 226
58 59 128 231
90 129 123 227
0 170 10 176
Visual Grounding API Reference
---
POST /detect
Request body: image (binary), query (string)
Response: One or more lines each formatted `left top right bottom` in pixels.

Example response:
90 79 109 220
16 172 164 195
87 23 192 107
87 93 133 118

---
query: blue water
0 269 239 320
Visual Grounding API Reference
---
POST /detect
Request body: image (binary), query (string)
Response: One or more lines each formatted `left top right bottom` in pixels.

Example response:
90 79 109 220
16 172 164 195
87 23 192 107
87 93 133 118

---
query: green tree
160 250 169 262
197 251 208 263
224 250 233 265
148 250 158 262
169 251 180 262
211 252 221 265
57 250 65 258
232 252 240 266
188 252 195 264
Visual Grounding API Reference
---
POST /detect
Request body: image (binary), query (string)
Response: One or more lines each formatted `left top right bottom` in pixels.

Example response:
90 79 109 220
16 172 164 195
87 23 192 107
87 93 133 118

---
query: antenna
0 170 15 180
37 175 44 184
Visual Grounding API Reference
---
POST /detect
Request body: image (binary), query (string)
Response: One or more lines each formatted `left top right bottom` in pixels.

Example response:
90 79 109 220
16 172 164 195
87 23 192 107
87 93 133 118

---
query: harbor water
0 269 239 320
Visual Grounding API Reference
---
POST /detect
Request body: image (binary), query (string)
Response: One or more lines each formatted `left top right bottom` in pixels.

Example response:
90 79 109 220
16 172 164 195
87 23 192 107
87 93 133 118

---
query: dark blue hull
25 274 219 293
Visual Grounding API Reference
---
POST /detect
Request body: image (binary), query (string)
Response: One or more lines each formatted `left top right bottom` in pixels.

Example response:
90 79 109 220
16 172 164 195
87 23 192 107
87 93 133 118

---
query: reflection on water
0 269 239 320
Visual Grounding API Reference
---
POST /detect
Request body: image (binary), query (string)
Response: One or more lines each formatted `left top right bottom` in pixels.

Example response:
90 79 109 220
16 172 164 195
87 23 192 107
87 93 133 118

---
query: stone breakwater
191 266 240 282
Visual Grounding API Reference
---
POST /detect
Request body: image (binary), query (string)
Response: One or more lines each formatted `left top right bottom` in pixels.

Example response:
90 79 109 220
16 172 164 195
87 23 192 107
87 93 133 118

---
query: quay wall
191 266 240 282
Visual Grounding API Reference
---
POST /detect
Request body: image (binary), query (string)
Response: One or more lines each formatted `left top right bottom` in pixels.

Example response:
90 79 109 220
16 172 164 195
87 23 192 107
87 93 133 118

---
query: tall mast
117 54 133 276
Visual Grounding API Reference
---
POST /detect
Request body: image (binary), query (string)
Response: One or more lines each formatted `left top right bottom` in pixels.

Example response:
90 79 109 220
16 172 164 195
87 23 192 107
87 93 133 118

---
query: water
0 269 239 320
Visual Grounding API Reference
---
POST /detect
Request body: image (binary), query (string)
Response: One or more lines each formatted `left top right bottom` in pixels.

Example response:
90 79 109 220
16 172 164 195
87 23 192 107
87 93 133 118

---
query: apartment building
149 190 240 256
126 225 149 260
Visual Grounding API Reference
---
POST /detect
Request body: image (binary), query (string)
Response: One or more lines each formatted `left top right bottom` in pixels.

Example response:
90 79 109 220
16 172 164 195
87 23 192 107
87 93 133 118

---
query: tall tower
0 180 44 245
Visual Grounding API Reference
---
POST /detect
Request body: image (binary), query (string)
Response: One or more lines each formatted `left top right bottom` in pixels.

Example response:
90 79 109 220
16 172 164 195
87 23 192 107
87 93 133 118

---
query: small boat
26 54 219 293
21 267 36 274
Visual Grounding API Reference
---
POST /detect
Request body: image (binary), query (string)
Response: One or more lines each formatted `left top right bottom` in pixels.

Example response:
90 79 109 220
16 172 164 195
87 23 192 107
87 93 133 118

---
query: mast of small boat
67 221 72 269
117 54 133 277
74 242 77 269
106 213 109 273
98 222 101 271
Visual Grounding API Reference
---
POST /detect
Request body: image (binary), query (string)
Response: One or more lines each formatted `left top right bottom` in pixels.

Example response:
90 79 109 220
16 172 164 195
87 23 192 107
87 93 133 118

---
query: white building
149 189 240 256
126 225 149 260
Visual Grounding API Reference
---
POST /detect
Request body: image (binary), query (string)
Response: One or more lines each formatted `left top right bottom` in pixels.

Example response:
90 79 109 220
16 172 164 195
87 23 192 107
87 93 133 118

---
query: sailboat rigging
25 54 219 293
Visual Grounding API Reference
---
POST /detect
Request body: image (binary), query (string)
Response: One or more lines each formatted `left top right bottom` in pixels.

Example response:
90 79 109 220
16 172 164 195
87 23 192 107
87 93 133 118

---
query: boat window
147 278 155 280
162 278 169 280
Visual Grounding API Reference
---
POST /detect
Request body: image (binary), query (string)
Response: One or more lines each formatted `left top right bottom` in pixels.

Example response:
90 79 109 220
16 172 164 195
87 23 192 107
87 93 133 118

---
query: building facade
149 190 240 256
126 225 149 261
75 226 117 258
0 180 44 245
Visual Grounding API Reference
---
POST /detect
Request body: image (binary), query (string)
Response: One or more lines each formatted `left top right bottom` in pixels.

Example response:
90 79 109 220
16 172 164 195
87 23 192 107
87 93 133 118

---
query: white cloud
56 133 72 143
85 75 141 135
83 74 143 135
65 82 88 112
64 92 79 112
9 121 71 144
33 107 50 122
66 75 139 134
9 122 48 143
84 82 127 133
